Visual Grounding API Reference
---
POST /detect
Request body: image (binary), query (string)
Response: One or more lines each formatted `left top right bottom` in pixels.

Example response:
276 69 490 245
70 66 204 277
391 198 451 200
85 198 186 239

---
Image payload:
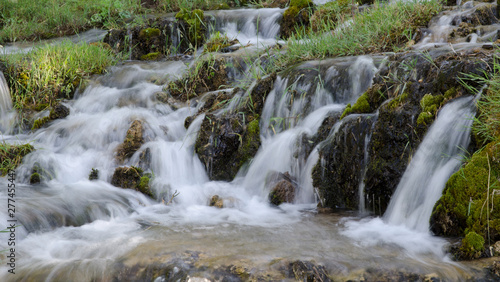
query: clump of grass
310 0 352 32
3 41 122 113
466 60 500 146
205 32 238 53
0 0 141 43
286 0 441 60
0 142 35 176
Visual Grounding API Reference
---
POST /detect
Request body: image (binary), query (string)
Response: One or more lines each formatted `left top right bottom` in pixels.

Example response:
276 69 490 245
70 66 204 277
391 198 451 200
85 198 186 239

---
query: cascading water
208 8 284 47
342 95 477 267
0 71 15 134
384 96 476 231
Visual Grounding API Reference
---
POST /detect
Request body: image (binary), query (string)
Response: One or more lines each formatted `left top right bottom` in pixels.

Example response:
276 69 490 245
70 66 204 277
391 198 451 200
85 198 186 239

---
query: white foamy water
0 50 477 281
208 8 284 48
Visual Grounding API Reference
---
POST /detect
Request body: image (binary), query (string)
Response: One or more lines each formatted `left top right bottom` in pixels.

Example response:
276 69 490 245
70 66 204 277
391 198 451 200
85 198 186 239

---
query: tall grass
0 0 141 43
2 41 122 111
463 57 500 145
286 0 441 60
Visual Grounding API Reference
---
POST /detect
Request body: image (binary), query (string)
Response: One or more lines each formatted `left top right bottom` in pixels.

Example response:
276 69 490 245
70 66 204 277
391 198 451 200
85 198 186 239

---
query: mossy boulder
281 0 315 39
29 172 41 184
31 103 70 131
195 113 261 181
416 93 444 125
284 261 331 281
111 166 154 197
140 52 161 61
116 120 144 164
430 140 500 249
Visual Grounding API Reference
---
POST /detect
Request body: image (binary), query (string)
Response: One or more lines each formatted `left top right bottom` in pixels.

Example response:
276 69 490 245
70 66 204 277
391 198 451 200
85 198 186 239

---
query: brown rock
116 120 144 163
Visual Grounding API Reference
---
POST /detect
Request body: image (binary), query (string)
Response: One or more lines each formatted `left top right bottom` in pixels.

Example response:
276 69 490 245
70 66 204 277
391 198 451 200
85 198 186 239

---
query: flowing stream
0 2 493 281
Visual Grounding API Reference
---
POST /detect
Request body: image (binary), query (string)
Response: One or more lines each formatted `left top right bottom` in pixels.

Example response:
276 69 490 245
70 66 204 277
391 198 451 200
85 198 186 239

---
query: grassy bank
2 41 121 113
0 0 142 43
286 0 441 60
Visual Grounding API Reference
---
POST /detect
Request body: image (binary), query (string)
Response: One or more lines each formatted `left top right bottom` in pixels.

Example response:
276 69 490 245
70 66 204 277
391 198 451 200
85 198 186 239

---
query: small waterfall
384 96 476 231
358 112 379 213
208 8 284 46
0 71 15 133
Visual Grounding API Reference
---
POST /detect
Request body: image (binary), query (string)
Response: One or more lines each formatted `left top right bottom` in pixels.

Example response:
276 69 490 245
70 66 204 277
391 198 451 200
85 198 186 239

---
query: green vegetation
0 142 35 176
286 0 441 60
0 0 140 43
417 93 444 125
3 41 121 114
175 8 206 48
310 0 351 32
461 231 485 259
205 32 237 53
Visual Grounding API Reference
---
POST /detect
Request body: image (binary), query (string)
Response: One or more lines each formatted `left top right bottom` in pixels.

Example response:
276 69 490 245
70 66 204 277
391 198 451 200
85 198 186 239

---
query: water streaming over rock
0 71 14 133
384 95 476 231
208 8 284 47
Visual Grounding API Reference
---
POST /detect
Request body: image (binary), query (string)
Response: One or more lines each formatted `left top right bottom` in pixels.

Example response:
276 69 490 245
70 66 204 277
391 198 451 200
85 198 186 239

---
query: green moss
290 0 313 9
387 92 409 110
32 103 49 112
237 117 261 167
432 140 500 250
205 32 234 52
417 93 444 125
444 87 457 99
29 172 41 184
351 94 371 113
32 116 50 131
461 231 485 259
137 176 152 195
139 28 161 40
420 93 444 111
340 104 352 119
140 52 161 61
417 111 433 125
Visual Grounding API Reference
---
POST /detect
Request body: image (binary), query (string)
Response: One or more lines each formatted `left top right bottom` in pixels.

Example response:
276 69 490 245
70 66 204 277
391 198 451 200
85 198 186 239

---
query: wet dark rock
268 172 297 205
111 166 142 189
361 268 426 282
284 261 331 282
48 103 70 120
138 148 152 170
195 113 260 181
116 120 144 164
312 114 375 209
110 166 154 198
244 72 277 115
453 4 498 26
489 261 500 279
88 168 99 181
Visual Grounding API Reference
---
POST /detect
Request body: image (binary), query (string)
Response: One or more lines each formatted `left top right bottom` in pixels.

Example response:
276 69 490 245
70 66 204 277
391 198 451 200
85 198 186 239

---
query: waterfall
0 71 15 133
208 8 284 46
383 96 476 231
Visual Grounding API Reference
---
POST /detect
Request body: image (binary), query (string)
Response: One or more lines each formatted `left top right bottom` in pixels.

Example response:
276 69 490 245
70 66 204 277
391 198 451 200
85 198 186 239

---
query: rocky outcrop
312 114 375 209
281 0 315 39
32 103 70 131
195 113 260 181
116 120 144 164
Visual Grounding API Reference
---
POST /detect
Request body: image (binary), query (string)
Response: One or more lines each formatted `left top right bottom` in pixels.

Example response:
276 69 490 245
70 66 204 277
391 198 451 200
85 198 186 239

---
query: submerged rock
268 172 297 205
116 120 144 164
284 260 331 282
88 168 99 181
